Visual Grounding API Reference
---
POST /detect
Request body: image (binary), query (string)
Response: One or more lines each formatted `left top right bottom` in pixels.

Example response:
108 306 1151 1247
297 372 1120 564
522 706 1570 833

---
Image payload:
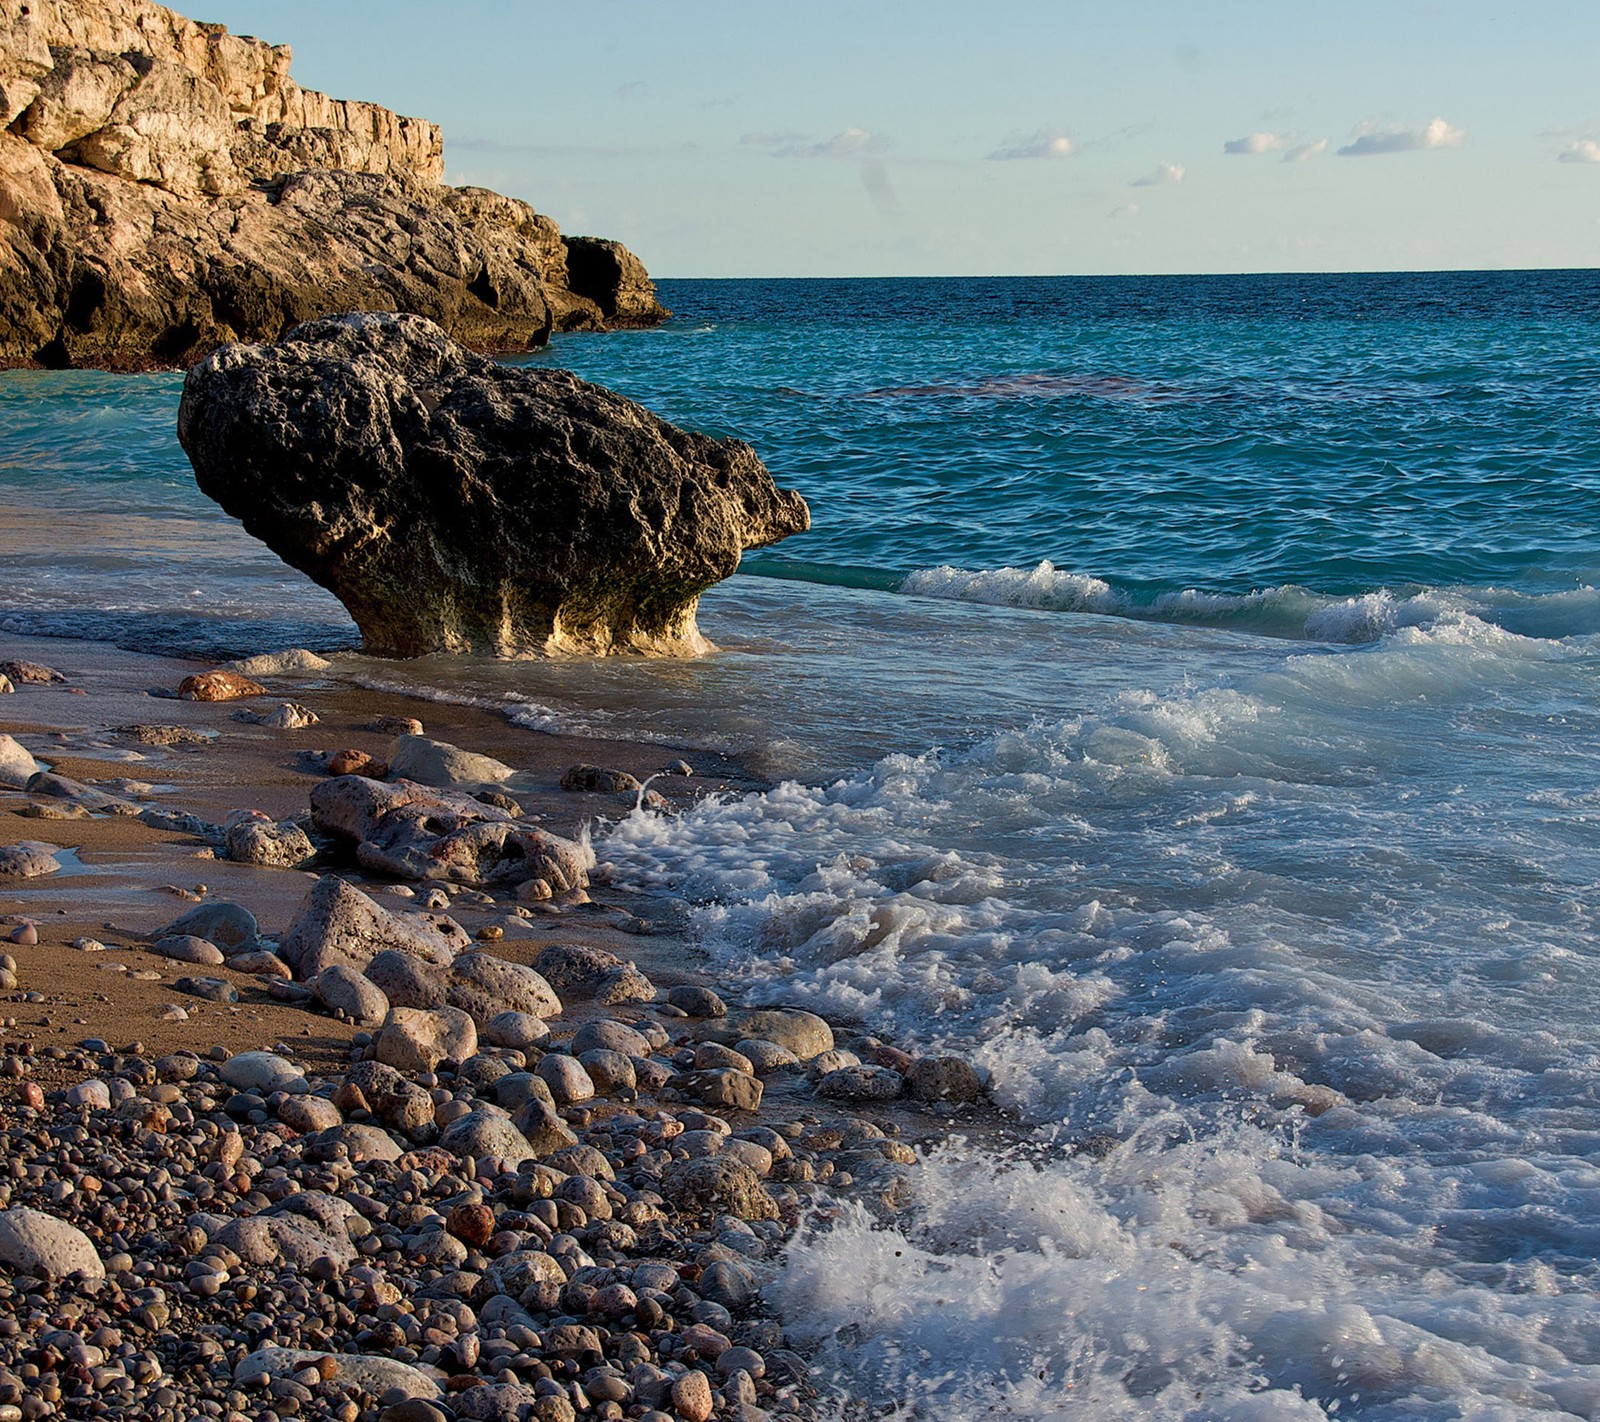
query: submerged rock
178 312 810 657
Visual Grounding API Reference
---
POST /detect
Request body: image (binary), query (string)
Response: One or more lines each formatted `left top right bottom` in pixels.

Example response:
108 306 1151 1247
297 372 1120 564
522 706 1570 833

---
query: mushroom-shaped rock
177 312 810 657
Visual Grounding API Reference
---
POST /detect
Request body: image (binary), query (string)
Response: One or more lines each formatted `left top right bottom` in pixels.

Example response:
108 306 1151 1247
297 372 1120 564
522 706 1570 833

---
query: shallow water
5 271 1600 1417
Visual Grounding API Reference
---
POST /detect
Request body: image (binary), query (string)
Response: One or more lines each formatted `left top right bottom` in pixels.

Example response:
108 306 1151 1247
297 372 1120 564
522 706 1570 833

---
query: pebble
0 718 999 1422
177 670 266 701
151 934 226 966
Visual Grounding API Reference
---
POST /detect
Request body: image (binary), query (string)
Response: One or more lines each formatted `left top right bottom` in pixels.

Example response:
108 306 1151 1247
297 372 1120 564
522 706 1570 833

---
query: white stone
219 1051 308 1095
0 734 39 789
387 734 515 788
235 1347 441 1400
0 1207 104 1278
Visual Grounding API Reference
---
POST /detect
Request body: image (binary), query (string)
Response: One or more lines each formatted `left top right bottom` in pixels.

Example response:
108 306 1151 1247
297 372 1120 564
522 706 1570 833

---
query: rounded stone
220 1051 309 1095
536 1052 595 1106
666 984 726 1017
907 1054 986 1103
817 1064 904 1102
671 1370 714 1422
570 1019 651 1058
482 1010 550 1053
0 1207 105 1279
151 934 226 966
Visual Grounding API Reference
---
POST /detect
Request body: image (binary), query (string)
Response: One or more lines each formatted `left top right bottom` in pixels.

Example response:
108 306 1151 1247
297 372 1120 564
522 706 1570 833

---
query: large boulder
0 0 665 369
278 875 468 980
178 313 811 657
310 774 590 888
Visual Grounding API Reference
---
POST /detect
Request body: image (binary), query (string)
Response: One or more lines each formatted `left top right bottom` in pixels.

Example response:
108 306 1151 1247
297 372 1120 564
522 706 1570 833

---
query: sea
5 270 1600 1419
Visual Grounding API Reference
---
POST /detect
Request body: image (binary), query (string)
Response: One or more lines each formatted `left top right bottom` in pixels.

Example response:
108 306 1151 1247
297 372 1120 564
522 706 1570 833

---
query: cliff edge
0 0 667 369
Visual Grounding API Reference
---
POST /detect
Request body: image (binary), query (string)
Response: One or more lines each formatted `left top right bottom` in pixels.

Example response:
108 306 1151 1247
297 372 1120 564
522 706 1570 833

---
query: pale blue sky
203 1 1600 277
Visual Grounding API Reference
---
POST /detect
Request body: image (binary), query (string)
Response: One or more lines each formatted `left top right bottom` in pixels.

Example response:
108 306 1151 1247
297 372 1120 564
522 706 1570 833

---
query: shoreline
0 629 997 1422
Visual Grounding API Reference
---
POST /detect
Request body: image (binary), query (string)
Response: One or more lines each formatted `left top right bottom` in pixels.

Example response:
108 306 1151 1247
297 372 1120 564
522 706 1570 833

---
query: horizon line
647 264 1600 282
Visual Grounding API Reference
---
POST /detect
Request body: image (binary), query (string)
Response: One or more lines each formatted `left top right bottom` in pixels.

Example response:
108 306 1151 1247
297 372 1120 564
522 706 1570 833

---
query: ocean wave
899 560 1600 643
597 619 1600 1417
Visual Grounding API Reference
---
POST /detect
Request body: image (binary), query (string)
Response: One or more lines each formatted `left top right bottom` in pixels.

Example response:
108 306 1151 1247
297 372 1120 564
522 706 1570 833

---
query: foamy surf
599 619 1600 1418
900 560 1600 644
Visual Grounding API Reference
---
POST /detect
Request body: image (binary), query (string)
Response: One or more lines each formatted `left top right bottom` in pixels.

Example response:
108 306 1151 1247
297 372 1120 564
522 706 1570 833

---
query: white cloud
1131 161 1185 187
740 130 808 149
1558 138 1600 164
1282 138 1328 163
1224 131 1291 155
1337 116 1464 157
1109 201 1141 219
988 128 1075 161
741 127 888 159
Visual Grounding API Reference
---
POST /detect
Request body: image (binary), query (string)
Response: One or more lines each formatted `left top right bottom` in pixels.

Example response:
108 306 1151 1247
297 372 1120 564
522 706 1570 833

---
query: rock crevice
0 0 666 368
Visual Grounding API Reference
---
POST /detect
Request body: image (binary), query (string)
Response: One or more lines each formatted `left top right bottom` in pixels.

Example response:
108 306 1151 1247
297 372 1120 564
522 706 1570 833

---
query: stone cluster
0 652 995 1422
0 958 986 1422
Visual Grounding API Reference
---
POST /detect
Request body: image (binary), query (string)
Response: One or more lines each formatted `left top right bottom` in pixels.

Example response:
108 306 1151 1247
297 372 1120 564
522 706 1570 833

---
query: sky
200 1 1600 279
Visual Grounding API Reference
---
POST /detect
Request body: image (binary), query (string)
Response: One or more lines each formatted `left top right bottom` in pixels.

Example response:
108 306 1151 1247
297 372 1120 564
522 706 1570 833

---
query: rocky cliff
0 0 666 369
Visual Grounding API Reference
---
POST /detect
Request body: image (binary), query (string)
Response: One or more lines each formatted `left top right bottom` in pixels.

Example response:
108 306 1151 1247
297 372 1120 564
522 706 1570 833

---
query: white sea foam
601 620 1600 1418
900 561 1600 645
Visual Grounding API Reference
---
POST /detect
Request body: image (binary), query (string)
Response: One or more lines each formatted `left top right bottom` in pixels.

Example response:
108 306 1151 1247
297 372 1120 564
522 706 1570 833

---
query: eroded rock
178 313 810 657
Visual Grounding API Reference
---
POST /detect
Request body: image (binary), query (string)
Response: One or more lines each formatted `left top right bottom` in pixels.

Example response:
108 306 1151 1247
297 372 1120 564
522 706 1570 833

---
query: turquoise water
6 272 1600 1418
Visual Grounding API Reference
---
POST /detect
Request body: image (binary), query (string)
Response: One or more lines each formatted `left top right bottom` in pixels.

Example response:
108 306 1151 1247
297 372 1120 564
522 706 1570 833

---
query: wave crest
900 560 1600 643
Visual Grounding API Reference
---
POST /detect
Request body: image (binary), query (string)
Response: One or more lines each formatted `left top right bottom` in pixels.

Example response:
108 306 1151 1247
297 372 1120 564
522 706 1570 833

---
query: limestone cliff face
0 0 667 368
